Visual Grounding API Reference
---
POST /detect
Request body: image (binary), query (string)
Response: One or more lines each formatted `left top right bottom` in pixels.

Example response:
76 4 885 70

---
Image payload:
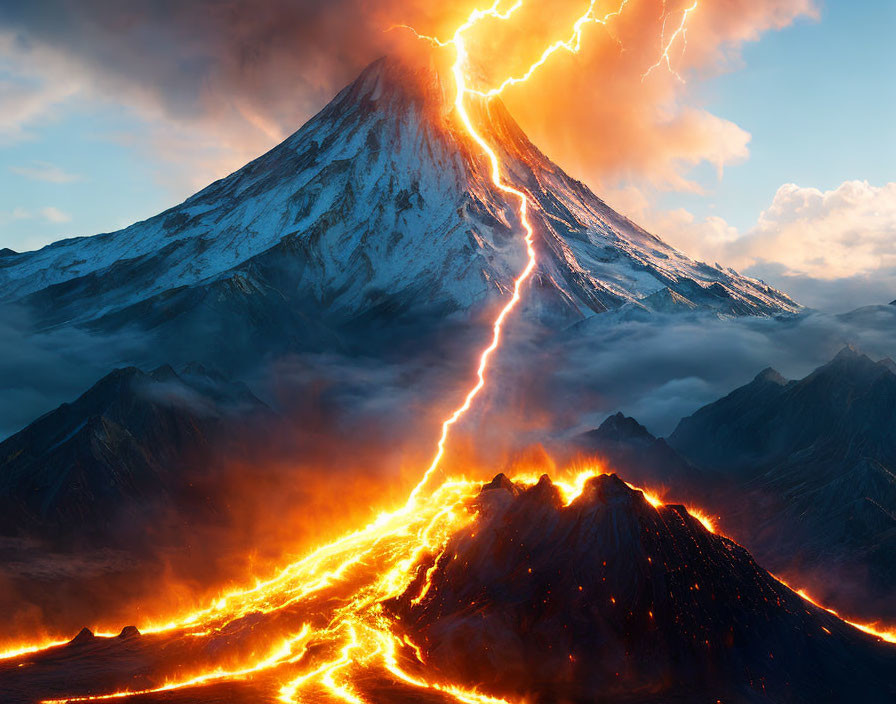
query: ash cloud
0 0 815 191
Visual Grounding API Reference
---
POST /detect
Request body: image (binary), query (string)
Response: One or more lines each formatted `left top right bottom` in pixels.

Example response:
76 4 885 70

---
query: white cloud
607 180 896 311
9 161 83 183
0 35 81 144
40 206 71 223
0 207 32 223
737 181 896 279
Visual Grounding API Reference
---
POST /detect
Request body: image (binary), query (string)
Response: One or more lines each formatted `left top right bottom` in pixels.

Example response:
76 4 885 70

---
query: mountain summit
391 473 895 703
0 58 797 365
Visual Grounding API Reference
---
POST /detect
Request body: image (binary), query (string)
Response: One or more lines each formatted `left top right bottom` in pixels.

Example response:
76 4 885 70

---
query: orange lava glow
5 3 895 704
685 506 716 533
773 576 896 645
19 462 896 704
0 639 69 663
41 627 312 703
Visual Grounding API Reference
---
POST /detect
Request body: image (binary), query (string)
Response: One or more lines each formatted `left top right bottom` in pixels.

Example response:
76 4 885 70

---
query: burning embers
5 470 896 704
3 2 896 703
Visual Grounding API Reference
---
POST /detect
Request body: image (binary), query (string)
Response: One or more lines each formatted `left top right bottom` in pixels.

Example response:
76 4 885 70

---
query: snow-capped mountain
0 58 797 353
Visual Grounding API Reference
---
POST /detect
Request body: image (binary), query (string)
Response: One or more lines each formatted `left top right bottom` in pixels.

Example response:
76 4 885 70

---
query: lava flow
4 2 896 703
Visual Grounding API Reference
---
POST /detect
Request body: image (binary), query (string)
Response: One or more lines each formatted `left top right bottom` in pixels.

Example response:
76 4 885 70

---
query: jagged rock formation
573 347 896 624
576 411 708 492
393 473 896 703
662 346 896 622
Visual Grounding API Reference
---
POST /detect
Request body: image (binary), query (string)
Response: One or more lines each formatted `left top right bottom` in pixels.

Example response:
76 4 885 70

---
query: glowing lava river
2 2 895 703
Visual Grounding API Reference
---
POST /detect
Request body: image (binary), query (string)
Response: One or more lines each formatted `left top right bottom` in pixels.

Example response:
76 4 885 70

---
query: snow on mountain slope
0 57 798 338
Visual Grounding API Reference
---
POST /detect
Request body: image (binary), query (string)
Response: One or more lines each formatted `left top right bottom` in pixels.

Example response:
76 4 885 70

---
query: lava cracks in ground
2 471 895 704
390 473 896 704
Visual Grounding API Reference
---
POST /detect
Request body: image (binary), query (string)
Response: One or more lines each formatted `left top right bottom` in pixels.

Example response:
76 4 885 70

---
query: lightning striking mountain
0 3 843 703
0 61 796 373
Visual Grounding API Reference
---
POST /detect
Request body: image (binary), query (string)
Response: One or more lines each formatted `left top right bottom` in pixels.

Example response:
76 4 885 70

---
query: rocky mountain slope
0 364 268 542
391 473 896 703
576 347 896 624
0 58 797 371
666 346 896 622
3 471 893 704
576 411 708 492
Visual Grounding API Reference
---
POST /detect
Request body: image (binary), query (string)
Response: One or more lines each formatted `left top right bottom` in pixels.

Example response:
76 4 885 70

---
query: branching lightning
465 0 630 98
409 0 538 504
641 0 698 82
7 3 896 704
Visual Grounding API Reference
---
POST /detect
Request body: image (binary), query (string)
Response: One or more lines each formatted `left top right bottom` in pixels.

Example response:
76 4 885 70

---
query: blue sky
0 0 893 309
662 0 895 231
0 104 174 252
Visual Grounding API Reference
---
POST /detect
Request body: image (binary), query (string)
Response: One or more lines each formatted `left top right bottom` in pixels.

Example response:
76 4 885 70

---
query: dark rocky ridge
3 471 893 704
0 364 268 543
669 345 896 473
576 411 708 492
575 347 896 624
393 473 896 703
668 347 896 623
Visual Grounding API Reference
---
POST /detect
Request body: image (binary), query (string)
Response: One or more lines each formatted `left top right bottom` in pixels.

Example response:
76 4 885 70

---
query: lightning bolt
407 0 700 499
641 0 698 82
466 0 630 98
407 0 539 504
14 6 896 704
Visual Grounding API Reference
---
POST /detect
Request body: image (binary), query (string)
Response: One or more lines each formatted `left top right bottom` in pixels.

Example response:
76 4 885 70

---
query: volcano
2 472 894 704
0 58 797 372
391 473 896 703
2 56 875 704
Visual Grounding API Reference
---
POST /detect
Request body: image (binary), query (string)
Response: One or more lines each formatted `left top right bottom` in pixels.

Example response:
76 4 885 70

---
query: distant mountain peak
592 411 655 443
753 367 788 385
0 363 268 538
820 345 887 377
829 345 896 379
149 363 180 382
833 343 863 360
878 357 896 375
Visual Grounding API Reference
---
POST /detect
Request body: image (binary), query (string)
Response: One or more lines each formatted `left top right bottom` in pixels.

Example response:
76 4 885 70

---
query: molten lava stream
7 2 896 703
16 466 896 704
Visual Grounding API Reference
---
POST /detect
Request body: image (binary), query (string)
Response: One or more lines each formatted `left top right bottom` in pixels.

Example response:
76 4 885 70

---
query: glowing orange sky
382 0 815 191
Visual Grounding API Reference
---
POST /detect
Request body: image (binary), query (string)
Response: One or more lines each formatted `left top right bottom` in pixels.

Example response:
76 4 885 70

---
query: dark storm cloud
0 0 415 134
